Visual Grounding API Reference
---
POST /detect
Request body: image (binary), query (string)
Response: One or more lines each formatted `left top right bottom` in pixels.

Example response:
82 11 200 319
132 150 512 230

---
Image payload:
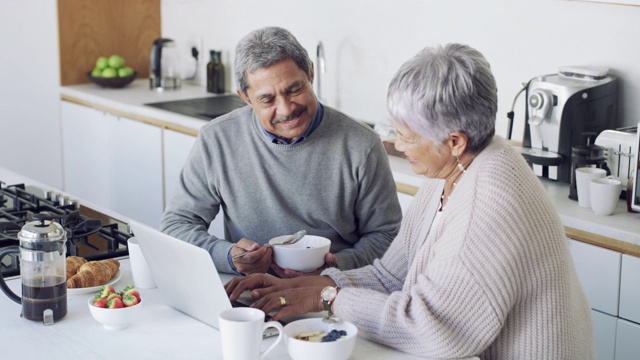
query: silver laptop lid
129 220 232 329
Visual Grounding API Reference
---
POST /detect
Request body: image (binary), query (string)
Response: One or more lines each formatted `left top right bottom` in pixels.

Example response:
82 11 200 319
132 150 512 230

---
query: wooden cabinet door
568 239 622 316
619 254 640 324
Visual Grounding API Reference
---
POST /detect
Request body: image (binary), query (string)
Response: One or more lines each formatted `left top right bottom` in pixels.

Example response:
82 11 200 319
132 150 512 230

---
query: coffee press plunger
0 213 68 324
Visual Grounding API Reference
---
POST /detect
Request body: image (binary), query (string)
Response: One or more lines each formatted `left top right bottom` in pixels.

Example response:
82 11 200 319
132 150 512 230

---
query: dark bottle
207 50 225 94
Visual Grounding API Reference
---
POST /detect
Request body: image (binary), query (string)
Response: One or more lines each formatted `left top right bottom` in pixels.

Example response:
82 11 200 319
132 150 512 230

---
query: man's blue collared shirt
263 102 324 144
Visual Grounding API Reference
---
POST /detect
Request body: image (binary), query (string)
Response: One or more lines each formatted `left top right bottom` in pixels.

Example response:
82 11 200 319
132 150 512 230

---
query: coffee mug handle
260 321 284 359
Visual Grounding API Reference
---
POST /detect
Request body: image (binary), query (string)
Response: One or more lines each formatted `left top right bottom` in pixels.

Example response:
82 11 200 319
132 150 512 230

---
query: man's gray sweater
160 105 402 274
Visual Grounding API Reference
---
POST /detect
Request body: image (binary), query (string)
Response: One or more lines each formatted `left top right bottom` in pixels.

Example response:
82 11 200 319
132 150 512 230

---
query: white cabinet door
61 101 163 228
397 191 414 216
163 129 224 238
592 310 617 360
615 319 640 360
163 129 197 204
568 239 622 316
109 115 163 229
61 101 111 207
619 254 640 324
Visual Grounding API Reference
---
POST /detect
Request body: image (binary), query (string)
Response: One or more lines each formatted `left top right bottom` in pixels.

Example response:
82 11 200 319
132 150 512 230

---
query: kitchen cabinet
163 129 197 204
568 240 621 316
619 254 640 324
61 101 163 228
592 310 617 360
615 319 640 360
568 239 640 360
163 129 225 238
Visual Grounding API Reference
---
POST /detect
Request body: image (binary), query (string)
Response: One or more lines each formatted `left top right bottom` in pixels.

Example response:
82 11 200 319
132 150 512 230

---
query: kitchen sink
144 95 246 121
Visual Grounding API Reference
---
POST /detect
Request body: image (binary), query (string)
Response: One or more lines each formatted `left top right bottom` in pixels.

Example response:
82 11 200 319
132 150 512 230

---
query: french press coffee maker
0 213 68 324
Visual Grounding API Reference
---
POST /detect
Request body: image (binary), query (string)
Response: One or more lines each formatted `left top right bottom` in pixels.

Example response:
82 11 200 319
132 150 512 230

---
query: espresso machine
513 66 618 188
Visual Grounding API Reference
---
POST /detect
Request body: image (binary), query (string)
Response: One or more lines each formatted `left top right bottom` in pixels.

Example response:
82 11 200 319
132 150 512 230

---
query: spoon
232 230 306 259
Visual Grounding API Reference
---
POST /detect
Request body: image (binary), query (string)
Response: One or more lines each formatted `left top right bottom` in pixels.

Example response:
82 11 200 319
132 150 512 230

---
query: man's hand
230 238 273 275
224 273 336 321
271 252 338 278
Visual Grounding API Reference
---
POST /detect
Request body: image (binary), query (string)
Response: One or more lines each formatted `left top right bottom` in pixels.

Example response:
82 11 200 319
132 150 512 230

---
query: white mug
219 308 283 360
575 167 607 208
127 237 157 289
590 177 622 216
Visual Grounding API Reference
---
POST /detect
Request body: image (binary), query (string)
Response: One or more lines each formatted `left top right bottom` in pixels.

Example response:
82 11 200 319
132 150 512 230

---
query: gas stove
0 181 131 277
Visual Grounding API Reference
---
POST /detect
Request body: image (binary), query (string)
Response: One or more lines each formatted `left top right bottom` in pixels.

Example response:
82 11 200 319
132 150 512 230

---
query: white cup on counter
219 307 283 360
590 177 622 216
127 237 157 289
575 167 607 208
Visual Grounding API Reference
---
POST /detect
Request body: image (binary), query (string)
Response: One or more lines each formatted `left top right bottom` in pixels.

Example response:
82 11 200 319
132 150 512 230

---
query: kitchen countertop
59 82 640 252
0 258 476 360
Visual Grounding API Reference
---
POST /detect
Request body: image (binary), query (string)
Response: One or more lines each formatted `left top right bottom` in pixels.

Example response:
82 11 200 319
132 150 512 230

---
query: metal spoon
232 230 306 259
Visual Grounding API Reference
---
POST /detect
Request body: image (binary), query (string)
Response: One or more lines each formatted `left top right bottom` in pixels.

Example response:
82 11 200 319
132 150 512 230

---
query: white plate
68 270 122 295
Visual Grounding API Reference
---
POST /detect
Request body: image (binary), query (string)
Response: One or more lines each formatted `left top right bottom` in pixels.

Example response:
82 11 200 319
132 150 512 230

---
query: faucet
316 41 325 102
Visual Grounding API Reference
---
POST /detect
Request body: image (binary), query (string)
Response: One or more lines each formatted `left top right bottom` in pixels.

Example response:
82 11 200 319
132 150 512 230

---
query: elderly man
160 26 401 277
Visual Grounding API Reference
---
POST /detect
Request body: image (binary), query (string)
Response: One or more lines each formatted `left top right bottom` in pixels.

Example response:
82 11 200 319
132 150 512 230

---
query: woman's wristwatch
321 286 339 316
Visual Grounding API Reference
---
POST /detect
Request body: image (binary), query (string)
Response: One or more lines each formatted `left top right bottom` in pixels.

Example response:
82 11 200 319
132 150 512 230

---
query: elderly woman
225 44 595 359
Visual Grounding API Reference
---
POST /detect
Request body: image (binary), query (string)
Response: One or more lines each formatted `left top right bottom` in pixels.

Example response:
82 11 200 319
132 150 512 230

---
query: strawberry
92 297 108 308
107 293 122 302
97 285 116 299
107 297 124 309
122 293 139 307
123 286 141 302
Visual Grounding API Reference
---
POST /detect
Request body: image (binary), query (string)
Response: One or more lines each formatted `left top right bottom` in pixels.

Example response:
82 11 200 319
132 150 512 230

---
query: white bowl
283 318 358 360
270 235 331 272
87 297 142 330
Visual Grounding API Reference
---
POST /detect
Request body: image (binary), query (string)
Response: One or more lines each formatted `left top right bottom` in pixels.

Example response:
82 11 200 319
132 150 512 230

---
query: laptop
129 220 277 334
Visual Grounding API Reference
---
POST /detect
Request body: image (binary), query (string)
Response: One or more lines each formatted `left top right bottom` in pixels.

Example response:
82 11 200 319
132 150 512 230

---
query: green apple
108 55 125 69
101 67 118 78
91 67 102 77
96 56 108 70
118 66 134 77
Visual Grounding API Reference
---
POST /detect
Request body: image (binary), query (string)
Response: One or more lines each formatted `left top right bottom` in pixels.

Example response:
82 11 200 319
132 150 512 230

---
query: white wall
162 0 640 141
0 0 63 188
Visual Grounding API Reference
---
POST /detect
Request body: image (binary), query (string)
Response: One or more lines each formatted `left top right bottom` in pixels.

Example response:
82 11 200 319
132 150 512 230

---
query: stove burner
0 181 131 277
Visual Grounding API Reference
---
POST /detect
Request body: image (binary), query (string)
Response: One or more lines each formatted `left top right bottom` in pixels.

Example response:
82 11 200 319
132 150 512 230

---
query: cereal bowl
87 297 142 330
270 235 331 272
283 317 358 360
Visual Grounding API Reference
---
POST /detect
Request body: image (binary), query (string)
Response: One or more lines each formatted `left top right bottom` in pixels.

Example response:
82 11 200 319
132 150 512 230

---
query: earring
456 155 465 172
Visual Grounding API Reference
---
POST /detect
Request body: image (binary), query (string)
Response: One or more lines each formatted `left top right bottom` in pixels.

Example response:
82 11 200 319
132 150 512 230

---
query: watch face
322 286 337 301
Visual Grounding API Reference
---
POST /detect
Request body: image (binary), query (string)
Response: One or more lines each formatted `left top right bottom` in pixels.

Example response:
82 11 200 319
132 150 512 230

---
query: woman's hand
230 238 273 275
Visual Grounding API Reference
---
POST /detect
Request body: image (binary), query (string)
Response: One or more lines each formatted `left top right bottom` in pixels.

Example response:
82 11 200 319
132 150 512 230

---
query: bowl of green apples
88 55 136 88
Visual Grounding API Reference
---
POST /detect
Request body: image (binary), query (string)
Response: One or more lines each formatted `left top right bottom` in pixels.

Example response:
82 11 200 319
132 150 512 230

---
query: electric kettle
149 38 181 91
0 213 68 324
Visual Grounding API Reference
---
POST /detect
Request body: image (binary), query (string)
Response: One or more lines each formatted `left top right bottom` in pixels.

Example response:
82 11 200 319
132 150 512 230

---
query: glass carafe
0 213 67 324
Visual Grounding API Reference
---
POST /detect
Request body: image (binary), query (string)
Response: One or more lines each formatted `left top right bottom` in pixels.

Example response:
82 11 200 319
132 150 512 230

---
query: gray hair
234 27 313 98
387 43 497 154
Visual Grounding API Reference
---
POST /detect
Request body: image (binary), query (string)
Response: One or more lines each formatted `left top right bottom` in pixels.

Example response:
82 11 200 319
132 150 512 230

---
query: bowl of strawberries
88 285 142 330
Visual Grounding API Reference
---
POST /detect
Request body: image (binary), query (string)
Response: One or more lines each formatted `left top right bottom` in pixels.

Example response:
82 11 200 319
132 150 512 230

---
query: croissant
66 256 88 280
66 259 120 288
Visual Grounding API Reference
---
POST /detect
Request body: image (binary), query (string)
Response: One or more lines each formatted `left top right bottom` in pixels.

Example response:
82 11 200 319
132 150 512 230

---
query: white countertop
0 258 475 360
60 79 229 133
58 82 640 247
